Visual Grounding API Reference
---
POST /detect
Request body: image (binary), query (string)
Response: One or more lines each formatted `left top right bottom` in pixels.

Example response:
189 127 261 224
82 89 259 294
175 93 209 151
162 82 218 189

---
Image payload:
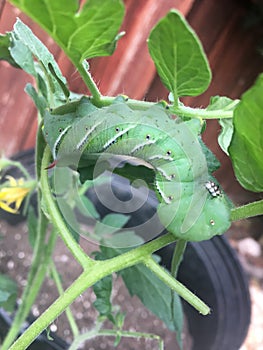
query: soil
0 221 191 350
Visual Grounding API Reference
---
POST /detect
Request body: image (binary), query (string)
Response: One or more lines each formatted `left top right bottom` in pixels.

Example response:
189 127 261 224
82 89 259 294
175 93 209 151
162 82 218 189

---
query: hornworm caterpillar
43 100 231 242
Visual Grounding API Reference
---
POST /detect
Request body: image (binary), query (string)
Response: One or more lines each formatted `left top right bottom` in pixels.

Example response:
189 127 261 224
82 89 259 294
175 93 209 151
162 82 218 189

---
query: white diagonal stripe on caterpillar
156 166 174 181
130 140 156 155
148 154 173 161
77 121 103 151
102 125 137 150
155 180 172 204
53 125 71 159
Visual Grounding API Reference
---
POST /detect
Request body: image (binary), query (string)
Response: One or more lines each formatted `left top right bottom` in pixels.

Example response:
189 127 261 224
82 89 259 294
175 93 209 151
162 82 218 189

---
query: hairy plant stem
69 323 164 350
144 257 210 316
50 262 80 338
0 159 31 180
231 199 263 221
76 61 102 104
171 104 235 119
40 146 93 268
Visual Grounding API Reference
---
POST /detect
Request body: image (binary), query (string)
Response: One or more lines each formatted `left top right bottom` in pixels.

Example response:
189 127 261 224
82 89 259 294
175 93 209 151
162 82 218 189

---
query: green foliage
148 10 211 100
229 74 263 192
9 0 125 63
95 213 130 236
121 263 183 335
0 274 17 312
0 34 20 67
99 246 183 340
207 96 239 155
93 275 114 320
1 2 263 350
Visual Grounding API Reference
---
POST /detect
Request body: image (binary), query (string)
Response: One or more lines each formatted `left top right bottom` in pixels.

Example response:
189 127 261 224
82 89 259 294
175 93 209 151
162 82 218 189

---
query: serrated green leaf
97 246 183 338
148 10 211 99
10 0 125 63
120 263 183 335
0 274 17 312
93 275 113 318
229 74 263 192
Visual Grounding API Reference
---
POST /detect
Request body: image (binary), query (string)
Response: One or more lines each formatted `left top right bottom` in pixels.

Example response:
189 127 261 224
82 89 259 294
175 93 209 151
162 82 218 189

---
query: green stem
41 146 94 268
8 233 177 350
0 159 31 180
50 262 80 338
144 257 210 316
171 103 236 119
171 239 187 278
98 95 157 109
76 60 102 103
69 325 164 350
231 199 263 221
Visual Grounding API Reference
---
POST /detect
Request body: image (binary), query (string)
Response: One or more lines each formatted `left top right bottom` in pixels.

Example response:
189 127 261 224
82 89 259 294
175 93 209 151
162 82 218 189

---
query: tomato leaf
0 34 20 68
9 0 125 63
207 96 239 155
229 74 263 192
98 245 183 343
148 10 211 99
93 275 114 319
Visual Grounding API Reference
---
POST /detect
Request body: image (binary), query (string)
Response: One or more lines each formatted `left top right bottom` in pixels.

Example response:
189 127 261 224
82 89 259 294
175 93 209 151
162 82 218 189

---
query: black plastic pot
0 149 251 350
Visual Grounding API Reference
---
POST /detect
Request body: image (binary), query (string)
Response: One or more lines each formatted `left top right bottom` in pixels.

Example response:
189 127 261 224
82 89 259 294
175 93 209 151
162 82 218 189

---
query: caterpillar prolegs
43 100 231 242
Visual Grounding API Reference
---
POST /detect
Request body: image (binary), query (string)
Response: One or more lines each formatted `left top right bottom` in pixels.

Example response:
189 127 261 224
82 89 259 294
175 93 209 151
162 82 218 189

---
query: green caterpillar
43 99 231 242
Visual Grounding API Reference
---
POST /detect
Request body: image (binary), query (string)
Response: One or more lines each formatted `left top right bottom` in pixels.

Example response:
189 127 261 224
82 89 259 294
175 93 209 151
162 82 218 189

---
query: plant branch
144 256 210 316
50 262 80 338
171 104 234 119
40 146 94 268
76 60 102 103
69 324 164 350
231 199 263 221
8 233 176 350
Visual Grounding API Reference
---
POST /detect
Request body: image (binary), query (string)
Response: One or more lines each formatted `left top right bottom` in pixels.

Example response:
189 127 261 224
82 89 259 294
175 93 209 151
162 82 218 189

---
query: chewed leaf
10 0 125 63
148 10 211 99
207 96 239 156
229 74 263 192
218 119 234 156
0 34 20 68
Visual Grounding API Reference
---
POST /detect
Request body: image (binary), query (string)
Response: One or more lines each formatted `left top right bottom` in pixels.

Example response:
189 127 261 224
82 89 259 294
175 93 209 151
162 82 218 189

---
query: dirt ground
0 218 262 350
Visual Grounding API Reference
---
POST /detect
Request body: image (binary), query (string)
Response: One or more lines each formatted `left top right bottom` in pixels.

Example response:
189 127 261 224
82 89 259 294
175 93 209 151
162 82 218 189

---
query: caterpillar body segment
43 102 231 241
